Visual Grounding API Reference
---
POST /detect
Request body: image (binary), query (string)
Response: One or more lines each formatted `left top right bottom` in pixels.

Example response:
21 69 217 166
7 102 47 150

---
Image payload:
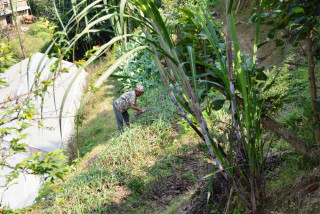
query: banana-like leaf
69 13 118 47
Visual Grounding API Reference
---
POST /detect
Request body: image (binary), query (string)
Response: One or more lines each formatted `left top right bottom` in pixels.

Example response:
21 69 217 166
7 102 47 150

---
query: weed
271 139 291 153
267 152 317 193
127 178 145 195
181 170 196 181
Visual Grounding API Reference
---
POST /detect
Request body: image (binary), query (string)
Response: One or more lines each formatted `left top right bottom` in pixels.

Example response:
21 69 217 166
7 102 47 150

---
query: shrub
9 22 53 60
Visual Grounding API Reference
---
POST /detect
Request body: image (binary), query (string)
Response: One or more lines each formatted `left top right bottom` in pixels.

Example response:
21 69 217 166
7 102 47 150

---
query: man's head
135 85 144 97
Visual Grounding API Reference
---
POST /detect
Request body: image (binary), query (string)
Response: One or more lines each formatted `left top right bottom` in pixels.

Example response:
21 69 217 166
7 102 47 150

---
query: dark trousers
113 103 129 132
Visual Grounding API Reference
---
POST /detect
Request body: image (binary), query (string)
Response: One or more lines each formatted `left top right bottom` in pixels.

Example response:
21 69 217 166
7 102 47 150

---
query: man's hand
134 109 146 116
130 104 146 113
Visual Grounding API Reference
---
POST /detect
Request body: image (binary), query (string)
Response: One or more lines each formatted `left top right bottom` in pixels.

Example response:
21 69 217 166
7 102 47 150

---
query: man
113 85 146 132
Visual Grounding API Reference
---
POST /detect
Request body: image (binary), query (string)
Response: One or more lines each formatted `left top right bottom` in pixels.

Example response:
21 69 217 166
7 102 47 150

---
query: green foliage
0 42 16 74
114 31 161 93
271 139 291 153
170 2 224 88
268 152 316 191
27 21 51 38
59 0 114 59
133 84 179 125
8 21 53 61
28 0 57 21
181 170 196 181
127 178 145 195
259 0 320 48
264 55 316 143
18 150 73 182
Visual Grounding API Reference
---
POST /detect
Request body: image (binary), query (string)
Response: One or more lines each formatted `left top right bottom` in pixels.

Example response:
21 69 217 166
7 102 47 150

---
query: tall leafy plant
117 0 268 211
113 31 161 93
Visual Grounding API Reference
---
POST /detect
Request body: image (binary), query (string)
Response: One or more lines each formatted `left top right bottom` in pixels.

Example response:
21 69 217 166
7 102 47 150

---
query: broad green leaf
12 171 19 179
292 7 304 14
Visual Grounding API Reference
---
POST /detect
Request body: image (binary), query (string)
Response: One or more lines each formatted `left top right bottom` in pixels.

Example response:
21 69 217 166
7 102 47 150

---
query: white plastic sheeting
0 52 87 209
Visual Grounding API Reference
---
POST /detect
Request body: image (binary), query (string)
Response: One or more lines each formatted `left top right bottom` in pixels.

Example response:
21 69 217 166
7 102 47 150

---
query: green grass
277 61 316 144
35 77 212 213
37 121 207 213
66 54 118 159
262 53 317 147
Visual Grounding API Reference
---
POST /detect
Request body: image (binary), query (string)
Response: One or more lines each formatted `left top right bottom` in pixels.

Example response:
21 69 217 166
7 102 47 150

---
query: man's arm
130 103 145 113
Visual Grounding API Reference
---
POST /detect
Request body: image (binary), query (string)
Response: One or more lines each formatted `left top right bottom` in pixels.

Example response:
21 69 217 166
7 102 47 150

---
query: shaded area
66 79 118 160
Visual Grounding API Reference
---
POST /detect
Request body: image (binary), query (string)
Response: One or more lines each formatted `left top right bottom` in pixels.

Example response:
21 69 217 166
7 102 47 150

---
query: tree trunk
261 116 319 162
306 30 320 150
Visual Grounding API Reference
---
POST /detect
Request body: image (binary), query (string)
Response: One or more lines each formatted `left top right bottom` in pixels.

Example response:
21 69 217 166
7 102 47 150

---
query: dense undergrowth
2 0 320 213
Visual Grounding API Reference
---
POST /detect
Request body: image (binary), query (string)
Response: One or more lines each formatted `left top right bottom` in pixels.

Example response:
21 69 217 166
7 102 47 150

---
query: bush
28 0 57 21
9 22 53 60
27 22 50 36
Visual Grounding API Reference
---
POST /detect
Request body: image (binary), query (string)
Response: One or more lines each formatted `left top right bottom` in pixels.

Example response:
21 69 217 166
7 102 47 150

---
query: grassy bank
34 57 213 213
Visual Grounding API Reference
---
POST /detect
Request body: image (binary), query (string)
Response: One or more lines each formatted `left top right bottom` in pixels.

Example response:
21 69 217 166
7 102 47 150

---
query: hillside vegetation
1 0 320 213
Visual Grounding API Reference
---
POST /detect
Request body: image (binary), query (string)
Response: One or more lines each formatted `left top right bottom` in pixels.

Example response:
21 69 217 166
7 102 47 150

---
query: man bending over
113 85 146 132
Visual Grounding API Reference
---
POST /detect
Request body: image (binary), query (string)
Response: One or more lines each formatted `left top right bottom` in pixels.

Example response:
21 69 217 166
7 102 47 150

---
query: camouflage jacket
114 91 136 113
